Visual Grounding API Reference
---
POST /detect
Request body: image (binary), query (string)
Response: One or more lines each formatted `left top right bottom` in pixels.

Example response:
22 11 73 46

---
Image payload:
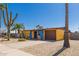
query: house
23 27 65 41
70 31 79 40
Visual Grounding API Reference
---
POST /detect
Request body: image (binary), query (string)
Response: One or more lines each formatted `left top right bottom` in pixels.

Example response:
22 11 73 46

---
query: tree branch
5 4 9 22
4 17 8 27
11 13 18 26
9 11 12 26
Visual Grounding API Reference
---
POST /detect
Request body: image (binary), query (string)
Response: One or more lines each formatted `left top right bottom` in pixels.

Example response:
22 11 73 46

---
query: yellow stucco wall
23 30 30 39
23 29 64 40
56 30 64 41
43 30 45 40
32 31 34 39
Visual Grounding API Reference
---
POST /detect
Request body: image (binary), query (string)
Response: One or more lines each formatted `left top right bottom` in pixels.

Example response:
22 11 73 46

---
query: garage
45 30 56 40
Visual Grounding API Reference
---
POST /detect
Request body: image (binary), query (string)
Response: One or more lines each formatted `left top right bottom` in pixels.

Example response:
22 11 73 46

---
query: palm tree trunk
63 3 70 48
18 29 20 38
15 29 17 38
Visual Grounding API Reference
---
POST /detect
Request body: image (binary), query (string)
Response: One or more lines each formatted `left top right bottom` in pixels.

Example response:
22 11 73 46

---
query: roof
23 27 65 31
46 27 65 30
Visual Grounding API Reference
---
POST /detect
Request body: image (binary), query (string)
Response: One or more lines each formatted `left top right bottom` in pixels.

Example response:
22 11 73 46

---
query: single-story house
22 27 65 41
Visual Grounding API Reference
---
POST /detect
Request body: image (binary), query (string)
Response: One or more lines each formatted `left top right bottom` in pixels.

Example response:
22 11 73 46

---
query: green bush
18 38 26 41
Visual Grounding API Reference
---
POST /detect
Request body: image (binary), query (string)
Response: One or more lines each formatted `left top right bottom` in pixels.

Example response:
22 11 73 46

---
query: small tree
12 23 25 38
3 4 18 40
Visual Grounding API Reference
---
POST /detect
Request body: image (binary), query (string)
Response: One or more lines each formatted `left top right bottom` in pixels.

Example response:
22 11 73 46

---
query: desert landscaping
0 39 79 56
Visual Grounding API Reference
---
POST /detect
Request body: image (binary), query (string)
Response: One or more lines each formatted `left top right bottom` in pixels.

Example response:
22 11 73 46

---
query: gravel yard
1 38 79 56
58 40 79 56
20 41 63 56
20 40 79 56
0 38 18 44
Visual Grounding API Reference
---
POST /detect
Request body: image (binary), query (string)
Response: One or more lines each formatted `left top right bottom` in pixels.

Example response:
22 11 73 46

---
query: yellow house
23 30 30 39
23 27 64 41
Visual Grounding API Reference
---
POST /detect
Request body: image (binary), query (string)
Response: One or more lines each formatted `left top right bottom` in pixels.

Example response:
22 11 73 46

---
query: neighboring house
0 28 6 37
71 32 79 40
23 27 65 41
10 30 18 38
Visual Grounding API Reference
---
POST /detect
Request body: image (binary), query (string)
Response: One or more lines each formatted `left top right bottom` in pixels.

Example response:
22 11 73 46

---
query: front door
34 31 37 39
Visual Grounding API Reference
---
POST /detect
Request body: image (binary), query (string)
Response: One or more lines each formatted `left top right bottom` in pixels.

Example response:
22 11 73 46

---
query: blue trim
38 30 43 40
30 31 32 39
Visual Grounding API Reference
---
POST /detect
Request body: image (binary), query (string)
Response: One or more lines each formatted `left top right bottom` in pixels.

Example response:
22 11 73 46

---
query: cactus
3 4 18 40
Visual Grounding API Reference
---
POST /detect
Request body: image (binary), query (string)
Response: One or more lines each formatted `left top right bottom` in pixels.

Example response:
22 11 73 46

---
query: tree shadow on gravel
52 47 67 56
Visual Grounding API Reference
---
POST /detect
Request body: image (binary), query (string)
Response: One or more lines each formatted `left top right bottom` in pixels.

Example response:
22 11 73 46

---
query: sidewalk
0 44 33 56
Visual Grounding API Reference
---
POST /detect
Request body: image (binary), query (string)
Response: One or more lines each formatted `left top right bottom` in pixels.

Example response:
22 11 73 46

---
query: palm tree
3 4 18 40
63 3 70 48
12 23 25 38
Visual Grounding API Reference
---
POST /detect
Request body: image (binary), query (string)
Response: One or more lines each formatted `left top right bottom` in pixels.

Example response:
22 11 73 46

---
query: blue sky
1 3 79 32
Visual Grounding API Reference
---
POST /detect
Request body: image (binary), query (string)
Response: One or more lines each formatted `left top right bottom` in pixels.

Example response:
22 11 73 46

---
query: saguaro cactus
3 4 18 40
